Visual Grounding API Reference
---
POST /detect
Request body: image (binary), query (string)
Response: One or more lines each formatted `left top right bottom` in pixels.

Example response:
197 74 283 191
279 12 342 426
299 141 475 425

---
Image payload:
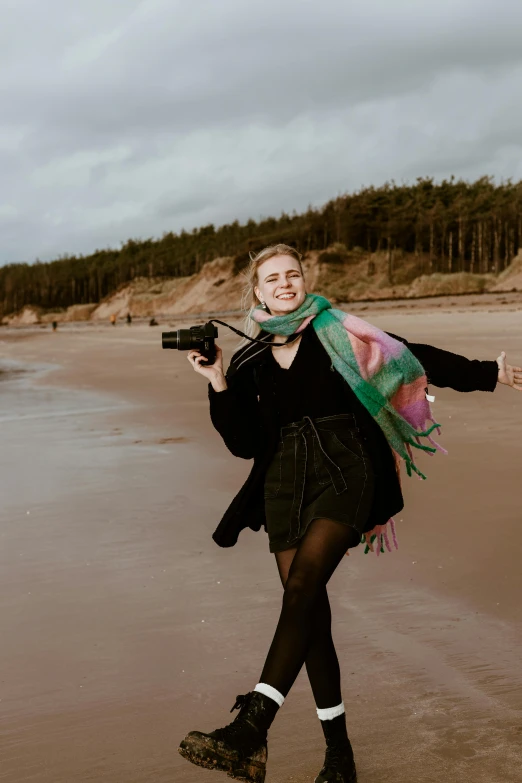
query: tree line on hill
1 175 521 318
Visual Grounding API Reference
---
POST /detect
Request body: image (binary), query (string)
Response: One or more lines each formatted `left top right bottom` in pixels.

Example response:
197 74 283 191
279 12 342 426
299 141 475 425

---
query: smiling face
253 254 307 316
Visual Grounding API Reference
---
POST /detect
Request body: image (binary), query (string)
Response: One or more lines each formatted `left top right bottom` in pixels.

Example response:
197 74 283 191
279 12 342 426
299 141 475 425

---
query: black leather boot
178 691 280 783
315 713 357 783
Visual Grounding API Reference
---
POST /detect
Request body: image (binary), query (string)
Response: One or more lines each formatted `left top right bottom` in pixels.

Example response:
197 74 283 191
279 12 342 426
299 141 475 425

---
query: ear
253 286 261 301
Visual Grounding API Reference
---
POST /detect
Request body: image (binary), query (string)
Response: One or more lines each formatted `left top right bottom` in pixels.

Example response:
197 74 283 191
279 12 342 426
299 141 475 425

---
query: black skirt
263 413 375 553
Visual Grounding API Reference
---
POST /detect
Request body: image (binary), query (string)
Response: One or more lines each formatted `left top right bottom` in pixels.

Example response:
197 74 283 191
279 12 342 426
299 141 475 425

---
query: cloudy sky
2 0 522 265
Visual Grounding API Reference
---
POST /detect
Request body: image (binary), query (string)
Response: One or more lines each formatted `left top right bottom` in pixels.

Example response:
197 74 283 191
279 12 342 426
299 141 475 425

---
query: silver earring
259 299 267 310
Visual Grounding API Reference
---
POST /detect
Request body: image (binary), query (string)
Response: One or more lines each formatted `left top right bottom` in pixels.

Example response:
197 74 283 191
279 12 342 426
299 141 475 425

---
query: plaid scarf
251 293 447 554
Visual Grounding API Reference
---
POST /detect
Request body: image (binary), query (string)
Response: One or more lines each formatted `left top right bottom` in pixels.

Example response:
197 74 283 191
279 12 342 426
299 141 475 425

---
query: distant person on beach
110 313 116 326
126 313 132 324
52 321 58 332
149 317 158 326
180 243 521 783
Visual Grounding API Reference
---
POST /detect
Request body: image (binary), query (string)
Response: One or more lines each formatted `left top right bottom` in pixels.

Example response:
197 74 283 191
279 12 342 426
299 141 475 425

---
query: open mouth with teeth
277 293 296 299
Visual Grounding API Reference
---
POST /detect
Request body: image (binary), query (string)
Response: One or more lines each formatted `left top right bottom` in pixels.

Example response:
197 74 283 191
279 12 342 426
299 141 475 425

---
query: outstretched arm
385 331 499 392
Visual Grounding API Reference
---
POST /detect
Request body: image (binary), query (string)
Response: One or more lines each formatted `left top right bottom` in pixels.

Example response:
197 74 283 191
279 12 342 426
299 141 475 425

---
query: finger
195 356 210 368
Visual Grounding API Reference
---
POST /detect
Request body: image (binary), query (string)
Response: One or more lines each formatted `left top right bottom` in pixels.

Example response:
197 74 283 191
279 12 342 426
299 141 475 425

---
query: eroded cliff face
91 256 240 320
90 252 322 320
491 253 522 292
1 306 42 326
90 246 522 320
2 303 99 326
4 250 522 325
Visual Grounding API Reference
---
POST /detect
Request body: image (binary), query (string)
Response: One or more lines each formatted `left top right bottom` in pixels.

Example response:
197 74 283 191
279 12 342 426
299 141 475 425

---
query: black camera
162 321 218 366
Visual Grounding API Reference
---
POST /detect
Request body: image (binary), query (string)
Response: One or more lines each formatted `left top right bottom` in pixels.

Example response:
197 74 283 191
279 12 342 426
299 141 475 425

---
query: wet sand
0 302 521 782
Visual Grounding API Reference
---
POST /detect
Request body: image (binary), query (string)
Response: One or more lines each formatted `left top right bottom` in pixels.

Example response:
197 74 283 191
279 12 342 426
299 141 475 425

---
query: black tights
259 518 360 709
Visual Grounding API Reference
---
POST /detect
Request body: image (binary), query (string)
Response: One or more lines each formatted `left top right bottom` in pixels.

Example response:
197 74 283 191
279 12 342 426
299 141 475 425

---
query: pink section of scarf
342 313 404 380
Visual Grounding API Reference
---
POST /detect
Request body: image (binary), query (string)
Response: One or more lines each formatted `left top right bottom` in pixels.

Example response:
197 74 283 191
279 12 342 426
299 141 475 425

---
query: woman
178 244 521 783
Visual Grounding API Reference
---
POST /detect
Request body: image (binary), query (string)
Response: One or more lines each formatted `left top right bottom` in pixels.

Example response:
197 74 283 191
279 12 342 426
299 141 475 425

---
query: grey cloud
8 5 522 137
2 0 522 263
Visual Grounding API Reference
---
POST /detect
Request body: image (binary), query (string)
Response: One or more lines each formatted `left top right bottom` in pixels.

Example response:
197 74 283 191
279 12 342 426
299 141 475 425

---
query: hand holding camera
187 344 227 390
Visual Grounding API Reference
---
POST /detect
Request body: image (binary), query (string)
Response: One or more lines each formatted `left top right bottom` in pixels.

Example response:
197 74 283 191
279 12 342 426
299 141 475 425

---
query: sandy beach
1 298 521 782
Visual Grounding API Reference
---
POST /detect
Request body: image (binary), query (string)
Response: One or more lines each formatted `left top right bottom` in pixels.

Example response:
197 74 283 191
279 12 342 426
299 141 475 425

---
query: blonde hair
235 243 305 351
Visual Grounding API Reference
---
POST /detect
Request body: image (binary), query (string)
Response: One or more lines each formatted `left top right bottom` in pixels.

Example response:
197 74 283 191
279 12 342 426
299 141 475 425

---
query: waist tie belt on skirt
266 413 399 555
282 414 356 542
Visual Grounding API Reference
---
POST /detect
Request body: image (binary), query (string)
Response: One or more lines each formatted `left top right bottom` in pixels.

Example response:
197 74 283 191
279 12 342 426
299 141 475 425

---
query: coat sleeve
385 332 498 392
207 364 261 459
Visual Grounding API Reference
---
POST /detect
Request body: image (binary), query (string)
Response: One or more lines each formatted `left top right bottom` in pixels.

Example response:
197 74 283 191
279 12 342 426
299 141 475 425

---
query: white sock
254 683 285 707
317 701 345 721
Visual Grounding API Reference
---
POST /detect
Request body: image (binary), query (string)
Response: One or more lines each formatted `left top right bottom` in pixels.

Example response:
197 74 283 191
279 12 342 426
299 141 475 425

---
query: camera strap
209 319 301 347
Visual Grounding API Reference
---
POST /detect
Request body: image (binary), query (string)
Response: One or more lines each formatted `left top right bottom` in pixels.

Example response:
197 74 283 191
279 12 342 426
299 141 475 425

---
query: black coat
208 329 498 548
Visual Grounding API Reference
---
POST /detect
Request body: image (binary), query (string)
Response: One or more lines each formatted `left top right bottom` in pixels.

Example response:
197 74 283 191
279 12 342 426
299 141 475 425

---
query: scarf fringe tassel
404 420 448 480
359 419 446 556
362 518 399 556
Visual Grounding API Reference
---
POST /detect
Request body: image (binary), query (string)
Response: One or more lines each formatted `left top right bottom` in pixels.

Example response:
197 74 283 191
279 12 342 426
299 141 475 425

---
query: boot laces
211 694 256 743
230 693 251 713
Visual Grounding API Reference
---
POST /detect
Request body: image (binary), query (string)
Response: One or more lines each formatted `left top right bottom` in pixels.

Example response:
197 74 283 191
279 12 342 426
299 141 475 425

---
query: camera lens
162 323 213 354
176 329 193 350
162 331 180 349
161 329 196 350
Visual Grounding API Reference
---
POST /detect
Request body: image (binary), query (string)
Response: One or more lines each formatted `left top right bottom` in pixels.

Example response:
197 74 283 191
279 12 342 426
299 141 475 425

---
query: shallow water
0 359 132 512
